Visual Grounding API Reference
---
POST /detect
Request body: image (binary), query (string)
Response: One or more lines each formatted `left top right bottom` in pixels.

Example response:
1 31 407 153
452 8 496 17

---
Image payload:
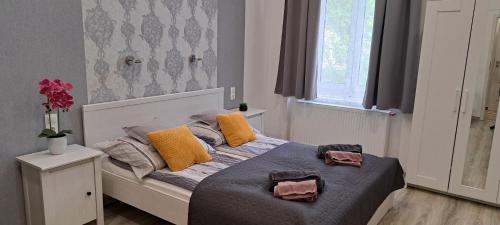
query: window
316 0 376 106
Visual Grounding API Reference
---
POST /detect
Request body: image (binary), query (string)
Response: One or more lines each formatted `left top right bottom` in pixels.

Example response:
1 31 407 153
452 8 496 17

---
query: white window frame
316 0 374 107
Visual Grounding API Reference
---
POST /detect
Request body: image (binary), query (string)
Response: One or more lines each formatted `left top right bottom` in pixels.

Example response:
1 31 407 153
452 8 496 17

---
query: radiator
289 102 392 157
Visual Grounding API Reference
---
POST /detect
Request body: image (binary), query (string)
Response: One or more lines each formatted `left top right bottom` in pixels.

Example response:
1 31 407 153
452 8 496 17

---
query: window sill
295 99 394 115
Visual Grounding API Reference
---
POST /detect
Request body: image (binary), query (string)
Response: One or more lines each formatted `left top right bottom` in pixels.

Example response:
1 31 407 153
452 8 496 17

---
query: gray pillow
195 136 216 153
190 109 232 129
123 120 174 145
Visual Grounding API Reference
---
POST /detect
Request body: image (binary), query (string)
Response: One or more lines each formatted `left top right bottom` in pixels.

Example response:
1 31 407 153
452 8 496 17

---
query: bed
83 88 401 225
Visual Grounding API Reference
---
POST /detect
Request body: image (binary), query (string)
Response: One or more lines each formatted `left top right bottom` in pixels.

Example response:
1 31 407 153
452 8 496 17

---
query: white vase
48 136 67 155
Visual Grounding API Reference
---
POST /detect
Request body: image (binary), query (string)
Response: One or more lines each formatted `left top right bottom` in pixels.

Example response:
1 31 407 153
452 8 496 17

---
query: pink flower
38 78 74 111
63 82 73 91
38 79 50 88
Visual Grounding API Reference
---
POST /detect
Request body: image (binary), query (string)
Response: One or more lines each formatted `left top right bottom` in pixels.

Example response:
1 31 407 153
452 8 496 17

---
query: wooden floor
102 200 173 225
102 187 500 225
378 187 500 225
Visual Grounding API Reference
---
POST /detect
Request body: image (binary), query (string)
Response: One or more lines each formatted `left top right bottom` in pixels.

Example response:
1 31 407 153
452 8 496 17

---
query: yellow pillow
216 112 256 147
147 125 212 172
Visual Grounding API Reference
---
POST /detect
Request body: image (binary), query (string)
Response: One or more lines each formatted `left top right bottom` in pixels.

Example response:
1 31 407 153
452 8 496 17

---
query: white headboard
82 88 224 146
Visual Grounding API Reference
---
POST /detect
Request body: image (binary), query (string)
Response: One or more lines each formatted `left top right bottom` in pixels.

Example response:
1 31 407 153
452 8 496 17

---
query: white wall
244 0 289 139
387 114 412 169
244 0 422 170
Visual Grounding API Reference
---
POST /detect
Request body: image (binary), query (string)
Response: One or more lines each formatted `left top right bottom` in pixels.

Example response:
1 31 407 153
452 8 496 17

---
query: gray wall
218 0 246 109
0 0 88 224
0 0 245 224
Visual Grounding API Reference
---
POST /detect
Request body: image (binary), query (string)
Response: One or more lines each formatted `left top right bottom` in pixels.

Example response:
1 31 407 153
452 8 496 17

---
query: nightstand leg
94 157 104 225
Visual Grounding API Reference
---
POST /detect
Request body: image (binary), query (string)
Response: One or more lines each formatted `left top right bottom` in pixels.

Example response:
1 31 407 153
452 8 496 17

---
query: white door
44 161 97 225
407 0 476 192
449 0 500 203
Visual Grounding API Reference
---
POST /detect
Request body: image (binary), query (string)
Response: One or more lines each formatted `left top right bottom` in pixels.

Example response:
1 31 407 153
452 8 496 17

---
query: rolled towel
317 144 362 159
269 170 325 193
324 151 363 167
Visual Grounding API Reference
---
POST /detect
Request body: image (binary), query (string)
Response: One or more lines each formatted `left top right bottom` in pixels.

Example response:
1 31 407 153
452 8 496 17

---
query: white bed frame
82 88 394 225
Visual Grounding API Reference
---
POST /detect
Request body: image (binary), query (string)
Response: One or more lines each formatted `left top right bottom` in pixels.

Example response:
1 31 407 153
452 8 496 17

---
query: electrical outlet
44 113 59 132
230 87 236 100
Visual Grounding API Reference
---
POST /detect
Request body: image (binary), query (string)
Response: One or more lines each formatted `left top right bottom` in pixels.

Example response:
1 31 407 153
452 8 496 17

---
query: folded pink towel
273 180 317 197
325 151 362 167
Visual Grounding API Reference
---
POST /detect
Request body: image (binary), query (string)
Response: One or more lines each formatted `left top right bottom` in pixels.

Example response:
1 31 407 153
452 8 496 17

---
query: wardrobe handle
461 90 469 114
453 88 461 112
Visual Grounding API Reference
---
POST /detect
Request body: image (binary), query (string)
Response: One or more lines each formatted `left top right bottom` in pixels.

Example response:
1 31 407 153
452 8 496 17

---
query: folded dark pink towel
273 180 317 196
325 151 362 167
273 180 318 202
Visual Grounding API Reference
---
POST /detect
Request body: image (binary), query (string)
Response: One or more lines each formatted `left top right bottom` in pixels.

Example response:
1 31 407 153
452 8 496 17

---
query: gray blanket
189 142 405 225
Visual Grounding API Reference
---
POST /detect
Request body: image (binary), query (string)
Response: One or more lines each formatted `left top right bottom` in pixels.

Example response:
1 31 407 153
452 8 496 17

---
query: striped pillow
189 122 226 146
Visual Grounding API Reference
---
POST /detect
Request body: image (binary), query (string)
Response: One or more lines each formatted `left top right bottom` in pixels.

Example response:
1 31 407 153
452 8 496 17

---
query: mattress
101 156 192 198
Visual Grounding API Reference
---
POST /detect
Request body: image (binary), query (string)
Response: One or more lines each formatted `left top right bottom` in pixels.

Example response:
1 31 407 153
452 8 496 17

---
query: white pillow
95 136 165 179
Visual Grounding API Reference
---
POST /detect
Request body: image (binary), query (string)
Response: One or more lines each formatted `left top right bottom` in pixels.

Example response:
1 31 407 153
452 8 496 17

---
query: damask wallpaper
82 0 218 103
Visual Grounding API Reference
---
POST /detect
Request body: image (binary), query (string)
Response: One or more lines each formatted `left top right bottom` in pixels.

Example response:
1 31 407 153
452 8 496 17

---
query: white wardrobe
408 0 500 204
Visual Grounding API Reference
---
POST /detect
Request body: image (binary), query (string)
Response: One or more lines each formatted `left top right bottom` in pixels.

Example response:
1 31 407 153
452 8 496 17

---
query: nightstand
232 108 266 132
17 145 104 225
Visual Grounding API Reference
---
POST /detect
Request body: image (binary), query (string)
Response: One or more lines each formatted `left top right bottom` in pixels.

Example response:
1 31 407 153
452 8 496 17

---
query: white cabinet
17 145 104 225
408 0 476 192
448 0 500 203
232 108 266 132
408 0 500 204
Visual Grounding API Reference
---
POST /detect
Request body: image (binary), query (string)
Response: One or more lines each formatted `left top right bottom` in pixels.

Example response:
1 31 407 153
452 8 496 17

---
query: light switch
230 87 236 100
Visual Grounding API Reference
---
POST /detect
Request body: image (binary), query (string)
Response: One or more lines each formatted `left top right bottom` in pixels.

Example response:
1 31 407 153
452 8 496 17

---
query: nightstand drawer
44 161 97 225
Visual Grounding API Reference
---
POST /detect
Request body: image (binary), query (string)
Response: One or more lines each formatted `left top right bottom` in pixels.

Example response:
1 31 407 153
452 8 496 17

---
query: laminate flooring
378 187 500 225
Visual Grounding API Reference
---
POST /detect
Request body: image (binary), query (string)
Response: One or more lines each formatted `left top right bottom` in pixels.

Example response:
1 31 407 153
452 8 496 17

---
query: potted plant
37 79 74 155
239 102 248 112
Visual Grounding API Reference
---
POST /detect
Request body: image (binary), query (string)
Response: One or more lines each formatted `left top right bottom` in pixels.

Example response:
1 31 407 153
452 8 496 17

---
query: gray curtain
275 0 323 100
363 0 422 113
